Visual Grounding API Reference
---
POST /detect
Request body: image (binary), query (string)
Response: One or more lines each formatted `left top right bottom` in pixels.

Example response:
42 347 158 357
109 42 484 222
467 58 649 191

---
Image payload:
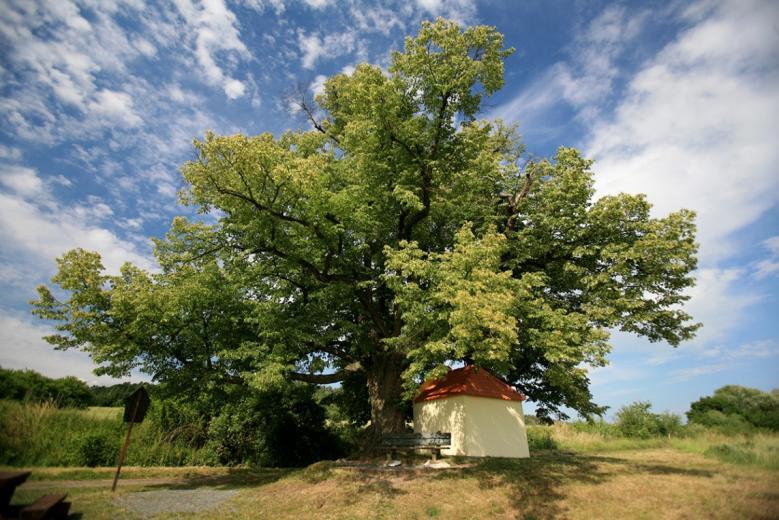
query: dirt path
21 477 191 489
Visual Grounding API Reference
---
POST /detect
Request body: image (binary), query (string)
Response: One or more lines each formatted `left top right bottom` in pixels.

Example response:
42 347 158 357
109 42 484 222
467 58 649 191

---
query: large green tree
32 20 698 432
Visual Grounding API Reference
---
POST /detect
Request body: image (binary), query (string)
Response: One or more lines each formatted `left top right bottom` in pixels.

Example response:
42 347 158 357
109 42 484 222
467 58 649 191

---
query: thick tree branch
504 171 534 232
289 361 363 384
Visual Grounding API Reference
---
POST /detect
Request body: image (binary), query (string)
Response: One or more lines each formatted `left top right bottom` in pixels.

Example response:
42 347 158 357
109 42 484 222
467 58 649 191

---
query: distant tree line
611 385 779 438
687 385 779 432
0 367 151 408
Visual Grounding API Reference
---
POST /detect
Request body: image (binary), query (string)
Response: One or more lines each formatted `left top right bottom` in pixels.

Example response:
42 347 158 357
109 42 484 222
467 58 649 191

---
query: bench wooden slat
20 494 69 520
380 432 451 448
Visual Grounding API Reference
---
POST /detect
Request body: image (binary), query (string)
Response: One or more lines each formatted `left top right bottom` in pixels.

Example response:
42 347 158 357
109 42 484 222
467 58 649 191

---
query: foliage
615 401 683 438
76 433 118 467
0 399 209 467
91 382 155 407
0 367 92 408
30 19 699 429
570 419 620 437
687 385 779 432
526 425 558 450
206 384 345 467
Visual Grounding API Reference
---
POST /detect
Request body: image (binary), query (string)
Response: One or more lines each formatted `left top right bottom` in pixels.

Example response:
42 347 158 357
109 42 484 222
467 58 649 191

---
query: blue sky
1 0 777 418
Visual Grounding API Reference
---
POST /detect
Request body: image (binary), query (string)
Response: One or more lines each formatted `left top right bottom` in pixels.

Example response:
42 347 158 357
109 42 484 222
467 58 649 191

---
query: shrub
615 402 683 438
655 412 683 437
688 385 779 432
616 402 658 438
526 426 557 450
206 385 345 467
77 433 119 467
690 409 755 434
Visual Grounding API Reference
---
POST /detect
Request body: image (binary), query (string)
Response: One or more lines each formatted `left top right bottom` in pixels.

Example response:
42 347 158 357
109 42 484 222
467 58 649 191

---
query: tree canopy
688 385 779 431
32 19 699 429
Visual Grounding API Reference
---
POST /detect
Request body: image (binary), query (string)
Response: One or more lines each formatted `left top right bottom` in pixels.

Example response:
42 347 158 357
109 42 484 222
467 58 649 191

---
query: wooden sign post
112 387 150 492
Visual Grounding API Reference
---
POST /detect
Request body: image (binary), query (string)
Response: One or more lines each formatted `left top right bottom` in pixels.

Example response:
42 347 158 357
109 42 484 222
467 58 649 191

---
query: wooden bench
0 471 31 517
19 494 70 520
380 432 452 461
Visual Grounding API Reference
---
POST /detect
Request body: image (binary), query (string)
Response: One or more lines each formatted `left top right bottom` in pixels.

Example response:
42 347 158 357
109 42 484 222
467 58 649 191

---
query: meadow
2 400 778 519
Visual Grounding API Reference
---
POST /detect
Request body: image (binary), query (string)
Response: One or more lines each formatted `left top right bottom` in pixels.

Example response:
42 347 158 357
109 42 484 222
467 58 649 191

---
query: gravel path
116 489 239 516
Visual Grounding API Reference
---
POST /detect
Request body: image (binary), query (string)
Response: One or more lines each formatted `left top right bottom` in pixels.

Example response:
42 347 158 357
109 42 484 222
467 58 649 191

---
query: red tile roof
413 365 526 403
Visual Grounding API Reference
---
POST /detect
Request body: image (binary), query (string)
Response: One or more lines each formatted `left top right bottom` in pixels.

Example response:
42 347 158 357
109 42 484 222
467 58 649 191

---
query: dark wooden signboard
113 386 151 491
123 387 150 423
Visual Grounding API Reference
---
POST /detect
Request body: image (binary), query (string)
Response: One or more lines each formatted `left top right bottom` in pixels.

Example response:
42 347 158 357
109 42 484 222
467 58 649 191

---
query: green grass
527 422 779 471
0 400 211 467
3 403 778 518
82 406 123 420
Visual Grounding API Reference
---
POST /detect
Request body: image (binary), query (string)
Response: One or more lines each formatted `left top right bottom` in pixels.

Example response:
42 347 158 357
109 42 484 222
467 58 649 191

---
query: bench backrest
381 432 451 447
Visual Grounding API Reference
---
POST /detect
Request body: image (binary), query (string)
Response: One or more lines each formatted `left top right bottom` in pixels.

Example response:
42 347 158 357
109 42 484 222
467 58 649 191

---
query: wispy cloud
297 29 357 69
754 236 779 279
670 362 730 383
588 0 779 264
0 311 147 385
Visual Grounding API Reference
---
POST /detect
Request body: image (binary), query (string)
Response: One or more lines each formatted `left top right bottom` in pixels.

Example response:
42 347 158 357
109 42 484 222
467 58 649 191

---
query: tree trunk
366 352 407 436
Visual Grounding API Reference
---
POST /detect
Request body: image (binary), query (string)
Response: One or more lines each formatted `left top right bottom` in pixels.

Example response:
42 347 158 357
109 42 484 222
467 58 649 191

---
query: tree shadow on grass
142 467 293 491
433 450 716 519
337 468 409 500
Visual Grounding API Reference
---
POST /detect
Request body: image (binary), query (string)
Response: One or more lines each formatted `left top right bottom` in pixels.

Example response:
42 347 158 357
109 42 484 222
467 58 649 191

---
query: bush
206 385 345 467
655 412 683 437
615 402 683 438
690 409 755 434
77 433 119 467
688 385 779 432
616 402 657 438
526 426 557 450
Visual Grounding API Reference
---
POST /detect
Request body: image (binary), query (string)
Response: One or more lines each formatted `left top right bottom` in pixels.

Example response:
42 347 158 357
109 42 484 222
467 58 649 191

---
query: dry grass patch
213 449 779 520
11 449 779 519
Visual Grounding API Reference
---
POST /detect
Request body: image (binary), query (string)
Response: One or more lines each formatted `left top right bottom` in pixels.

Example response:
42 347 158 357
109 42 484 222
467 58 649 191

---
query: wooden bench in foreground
380 432 452 461
19 494 70 520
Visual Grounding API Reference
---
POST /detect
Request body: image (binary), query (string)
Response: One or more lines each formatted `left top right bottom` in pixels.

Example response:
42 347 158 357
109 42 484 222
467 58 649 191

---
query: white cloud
492 1 779 266
0 167 154 275
309 74 327 97
297 30 356 69
0 145 22 161
88 89 143 127
173 0 249 98
223 78 246 99
0 165 45 198
0 311 145 385
702 339 779 361
754 236 779 279
239 0 285 15
489 6 647 130
352 6 405 35
670 362 730 382
415 0 477 26
51 174 72 188
302 0 331 9
588 0 779 264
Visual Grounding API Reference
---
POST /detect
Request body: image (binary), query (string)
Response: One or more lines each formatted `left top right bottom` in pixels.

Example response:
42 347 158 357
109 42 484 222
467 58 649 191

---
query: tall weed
0 399 209 467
